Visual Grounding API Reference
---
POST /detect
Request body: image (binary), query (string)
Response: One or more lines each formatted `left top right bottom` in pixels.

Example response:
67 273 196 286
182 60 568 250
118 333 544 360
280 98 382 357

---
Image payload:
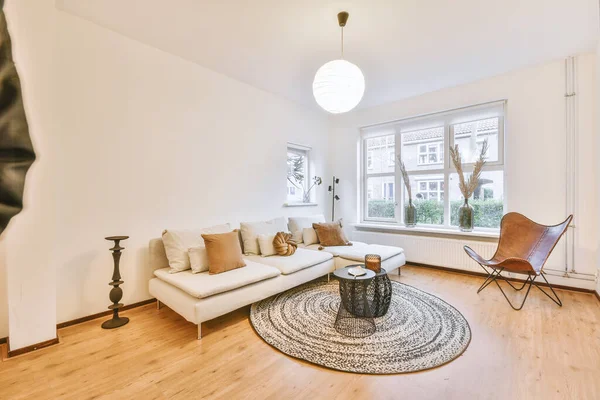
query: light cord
341 26 344 59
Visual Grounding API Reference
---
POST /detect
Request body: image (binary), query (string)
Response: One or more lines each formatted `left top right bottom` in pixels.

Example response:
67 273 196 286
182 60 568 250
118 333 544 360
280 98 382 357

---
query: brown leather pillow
312 220 350 247
201 230 246 274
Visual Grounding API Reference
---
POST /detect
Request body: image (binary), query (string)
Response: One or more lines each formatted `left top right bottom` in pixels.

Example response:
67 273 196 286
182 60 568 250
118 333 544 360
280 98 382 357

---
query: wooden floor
1 265 599 400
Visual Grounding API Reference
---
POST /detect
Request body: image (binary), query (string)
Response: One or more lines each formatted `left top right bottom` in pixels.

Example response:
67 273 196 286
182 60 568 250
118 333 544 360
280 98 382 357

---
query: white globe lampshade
312 59 365 114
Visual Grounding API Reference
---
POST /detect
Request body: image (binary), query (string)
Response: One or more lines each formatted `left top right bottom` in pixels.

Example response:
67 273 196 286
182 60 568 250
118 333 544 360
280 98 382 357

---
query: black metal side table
369 268 392 317
333 266 376 338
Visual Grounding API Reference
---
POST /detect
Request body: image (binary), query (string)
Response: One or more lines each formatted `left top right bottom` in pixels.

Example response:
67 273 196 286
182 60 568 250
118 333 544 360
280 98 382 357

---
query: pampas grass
397 156 412 202
449 140 488 200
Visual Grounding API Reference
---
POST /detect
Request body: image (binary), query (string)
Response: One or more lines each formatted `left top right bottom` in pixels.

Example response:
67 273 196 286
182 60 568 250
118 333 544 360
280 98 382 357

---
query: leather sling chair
464 212 573 311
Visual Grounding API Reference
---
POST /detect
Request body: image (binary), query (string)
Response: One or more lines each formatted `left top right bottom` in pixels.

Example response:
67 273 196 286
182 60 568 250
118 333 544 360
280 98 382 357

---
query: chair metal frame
465 213 572 311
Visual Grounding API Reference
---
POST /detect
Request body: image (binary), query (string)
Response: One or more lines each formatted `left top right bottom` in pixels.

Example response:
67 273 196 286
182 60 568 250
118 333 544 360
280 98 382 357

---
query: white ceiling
57 0 599 112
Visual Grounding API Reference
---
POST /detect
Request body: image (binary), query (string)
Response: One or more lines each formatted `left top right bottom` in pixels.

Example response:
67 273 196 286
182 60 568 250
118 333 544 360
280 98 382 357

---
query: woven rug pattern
250 279 471 374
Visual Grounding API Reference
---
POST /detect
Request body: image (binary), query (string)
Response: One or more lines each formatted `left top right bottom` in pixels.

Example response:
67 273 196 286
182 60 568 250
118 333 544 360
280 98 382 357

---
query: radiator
352 230 497 273
352 230 597 290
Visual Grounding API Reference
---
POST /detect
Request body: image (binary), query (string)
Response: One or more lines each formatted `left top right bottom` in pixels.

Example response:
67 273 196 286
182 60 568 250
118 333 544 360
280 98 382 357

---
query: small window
416 140 443 166
388 151 395 166
287 144 311 203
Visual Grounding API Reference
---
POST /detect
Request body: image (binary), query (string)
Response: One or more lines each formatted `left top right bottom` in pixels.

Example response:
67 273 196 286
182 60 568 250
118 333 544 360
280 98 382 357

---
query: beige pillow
302 227 319 246
162 223 230 273
257 233 277 257
188 246 209 274
240 217 287 255
288 215 326 243
202 231 246 275
312 219 350 247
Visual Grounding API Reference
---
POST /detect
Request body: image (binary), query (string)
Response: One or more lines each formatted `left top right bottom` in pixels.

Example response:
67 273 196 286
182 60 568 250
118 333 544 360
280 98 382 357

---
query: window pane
366 135 395 174
287 151 306 203
449 170 504 228
401 126 444 171
367 176 395 219
404 174 444 225
452 117 499 163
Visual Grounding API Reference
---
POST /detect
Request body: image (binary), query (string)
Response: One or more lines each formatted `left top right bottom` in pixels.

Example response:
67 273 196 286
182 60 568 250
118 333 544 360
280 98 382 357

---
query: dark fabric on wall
0 6 36 235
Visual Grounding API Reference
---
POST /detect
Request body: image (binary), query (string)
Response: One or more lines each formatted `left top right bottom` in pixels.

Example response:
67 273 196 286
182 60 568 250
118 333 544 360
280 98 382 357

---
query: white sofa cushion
240 217 287 255
162 224 231 273
245 247 333 275
303 241 404 262
288 215 326 243
257 233 277 257
153 260 280 298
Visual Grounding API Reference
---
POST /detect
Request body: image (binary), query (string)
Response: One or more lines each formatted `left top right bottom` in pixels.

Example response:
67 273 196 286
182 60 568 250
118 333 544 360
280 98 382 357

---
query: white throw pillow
257 234 277 257
188 246 209 273
162 223 230 273
303 227 319 246
288 215 326 243
240 217 287 255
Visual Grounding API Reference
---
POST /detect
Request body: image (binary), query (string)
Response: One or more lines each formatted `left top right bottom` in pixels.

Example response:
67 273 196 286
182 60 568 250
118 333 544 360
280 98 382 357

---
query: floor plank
1 265 599 400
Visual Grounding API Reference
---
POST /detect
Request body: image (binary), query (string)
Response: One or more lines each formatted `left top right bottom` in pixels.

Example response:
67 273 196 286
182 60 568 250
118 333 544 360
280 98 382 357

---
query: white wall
330 55 598 287
0 236 7 338
597 40 600 297
1 0 59 348
1 1 330 350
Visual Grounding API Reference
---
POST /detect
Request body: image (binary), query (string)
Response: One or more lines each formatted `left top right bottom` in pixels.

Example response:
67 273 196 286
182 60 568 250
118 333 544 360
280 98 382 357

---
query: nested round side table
368 268 392 317
333 266 376 338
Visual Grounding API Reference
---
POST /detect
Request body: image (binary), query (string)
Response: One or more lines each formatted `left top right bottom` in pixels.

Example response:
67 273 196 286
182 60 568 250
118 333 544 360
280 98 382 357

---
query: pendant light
312 11 365 114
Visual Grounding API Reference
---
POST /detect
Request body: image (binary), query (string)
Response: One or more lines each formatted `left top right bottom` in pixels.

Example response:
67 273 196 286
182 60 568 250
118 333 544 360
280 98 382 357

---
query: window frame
286 143 311 204
360 101 506 231
362 132 397 223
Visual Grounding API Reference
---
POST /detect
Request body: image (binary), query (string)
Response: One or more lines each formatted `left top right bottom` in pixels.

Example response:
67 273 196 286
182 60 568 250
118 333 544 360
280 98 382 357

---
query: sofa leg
327 273 330 282
398 268 401 276
197 325 202 340
157 299 162 310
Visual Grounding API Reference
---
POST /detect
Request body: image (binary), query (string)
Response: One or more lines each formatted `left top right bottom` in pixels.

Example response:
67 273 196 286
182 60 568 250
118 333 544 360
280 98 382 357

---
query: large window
287 143 311 204
361 102 505 231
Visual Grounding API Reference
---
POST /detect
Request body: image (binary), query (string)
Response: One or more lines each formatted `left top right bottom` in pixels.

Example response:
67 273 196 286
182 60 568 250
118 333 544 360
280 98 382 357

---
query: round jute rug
250 279 471 374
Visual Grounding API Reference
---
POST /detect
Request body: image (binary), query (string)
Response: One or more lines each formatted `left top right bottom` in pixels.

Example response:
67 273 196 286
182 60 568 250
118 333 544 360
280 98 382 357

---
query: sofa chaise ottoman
300 241 406 272
288 215 406 273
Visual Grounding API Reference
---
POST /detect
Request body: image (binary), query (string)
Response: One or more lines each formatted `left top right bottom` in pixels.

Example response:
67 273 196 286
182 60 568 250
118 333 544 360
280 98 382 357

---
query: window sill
353 222 499 240
284 202 318 207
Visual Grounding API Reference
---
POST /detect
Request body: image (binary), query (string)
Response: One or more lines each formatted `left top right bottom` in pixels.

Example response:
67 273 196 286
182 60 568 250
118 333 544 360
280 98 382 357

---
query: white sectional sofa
148 216 405 339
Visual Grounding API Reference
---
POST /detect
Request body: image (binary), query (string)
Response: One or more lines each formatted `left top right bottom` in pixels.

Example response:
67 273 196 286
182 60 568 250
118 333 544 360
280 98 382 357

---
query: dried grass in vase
397 156 417 227
449 140 488 200
398 157 412 202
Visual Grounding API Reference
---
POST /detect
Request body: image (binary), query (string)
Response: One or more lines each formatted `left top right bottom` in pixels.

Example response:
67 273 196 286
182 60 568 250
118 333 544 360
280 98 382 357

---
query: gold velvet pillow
201 230 246 274
312 220 350 247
